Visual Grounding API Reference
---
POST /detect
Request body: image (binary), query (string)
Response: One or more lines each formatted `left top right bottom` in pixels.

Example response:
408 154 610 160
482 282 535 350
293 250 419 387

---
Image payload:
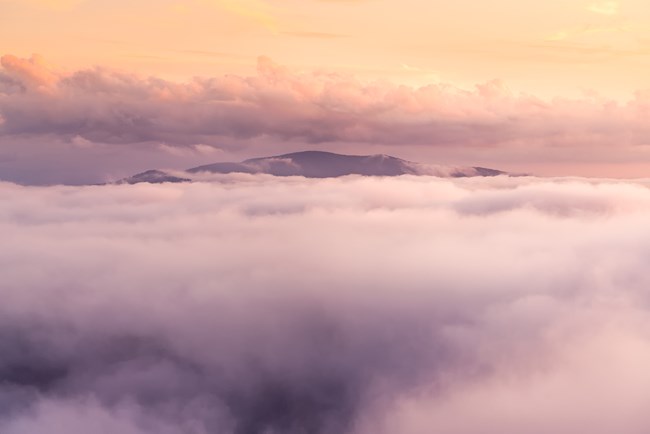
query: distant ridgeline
119 151 507 184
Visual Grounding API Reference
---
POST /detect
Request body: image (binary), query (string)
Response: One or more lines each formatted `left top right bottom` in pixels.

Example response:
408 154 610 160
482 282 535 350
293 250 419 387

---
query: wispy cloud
281 31 349 39
588 1 620 15
205 0 278 32
0 0 84 8
546 21 633 42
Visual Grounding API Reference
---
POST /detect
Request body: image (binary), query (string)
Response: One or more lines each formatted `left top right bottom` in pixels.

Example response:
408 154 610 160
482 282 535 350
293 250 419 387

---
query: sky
2 0 650 95
1 0 650 181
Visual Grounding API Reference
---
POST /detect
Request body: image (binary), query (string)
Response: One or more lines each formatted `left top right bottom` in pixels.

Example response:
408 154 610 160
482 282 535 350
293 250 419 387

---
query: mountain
120 151 507 184
116 170 191 185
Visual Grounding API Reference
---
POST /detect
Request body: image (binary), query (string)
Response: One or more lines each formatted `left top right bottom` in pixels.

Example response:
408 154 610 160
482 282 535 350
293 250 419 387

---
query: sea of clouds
2 174 650 433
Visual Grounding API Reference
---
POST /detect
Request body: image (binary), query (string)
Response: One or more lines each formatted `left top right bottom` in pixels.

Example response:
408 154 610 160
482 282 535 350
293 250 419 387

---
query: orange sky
2 0 650 182
2 0 650 98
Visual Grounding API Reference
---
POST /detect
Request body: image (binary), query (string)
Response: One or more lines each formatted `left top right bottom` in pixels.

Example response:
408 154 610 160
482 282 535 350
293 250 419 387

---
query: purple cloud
2 175 650 432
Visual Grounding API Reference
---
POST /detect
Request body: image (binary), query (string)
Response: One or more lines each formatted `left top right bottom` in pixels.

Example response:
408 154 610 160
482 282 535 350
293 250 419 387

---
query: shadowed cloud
2 175 650 432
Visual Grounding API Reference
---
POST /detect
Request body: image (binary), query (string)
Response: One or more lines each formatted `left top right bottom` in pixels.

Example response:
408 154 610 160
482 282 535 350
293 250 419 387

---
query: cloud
588 1 620 15
2 54 650 183
2 175 650 432
0 53 648 148
281 31 349 38
545 22 633 44
209 0 278 32
0 0 84 9
0 54 59 92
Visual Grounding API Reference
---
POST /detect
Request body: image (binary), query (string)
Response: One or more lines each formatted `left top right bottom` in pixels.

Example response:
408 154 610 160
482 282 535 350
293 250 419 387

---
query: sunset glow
2 2 650 434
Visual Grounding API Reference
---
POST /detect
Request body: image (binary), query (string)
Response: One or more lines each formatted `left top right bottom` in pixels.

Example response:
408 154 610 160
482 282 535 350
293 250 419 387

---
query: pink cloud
0 54 648 148
1 54 650 183
0 54 59 92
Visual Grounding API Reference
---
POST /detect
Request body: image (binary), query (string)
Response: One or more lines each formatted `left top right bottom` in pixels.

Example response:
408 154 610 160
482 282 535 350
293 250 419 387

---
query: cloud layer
2 175 650 433
2 54 650 183
2 53 649 147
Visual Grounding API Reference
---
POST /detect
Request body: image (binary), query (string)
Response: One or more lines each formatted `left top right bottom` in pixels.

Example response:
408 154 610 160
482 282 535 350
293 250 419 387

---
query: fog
2 175 650 433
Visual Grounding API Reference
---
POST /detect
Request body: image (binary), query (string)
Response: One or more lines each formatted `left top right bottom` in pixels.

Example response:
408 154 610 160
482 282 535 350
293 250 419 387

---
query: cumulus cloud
0 54 59 92
1 54 650 175
2 175 650 433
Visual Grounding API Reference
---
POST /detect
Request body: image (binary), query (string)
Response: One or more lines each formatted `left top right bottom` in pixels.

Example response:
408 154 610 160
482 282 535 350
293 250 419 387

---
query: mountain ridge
119 150 508 184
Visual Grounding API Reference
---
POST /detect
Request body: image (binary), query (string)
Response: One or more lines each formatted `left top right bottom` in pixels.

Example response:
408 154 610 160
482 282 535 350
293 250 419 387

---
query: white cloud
2 175 650 433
